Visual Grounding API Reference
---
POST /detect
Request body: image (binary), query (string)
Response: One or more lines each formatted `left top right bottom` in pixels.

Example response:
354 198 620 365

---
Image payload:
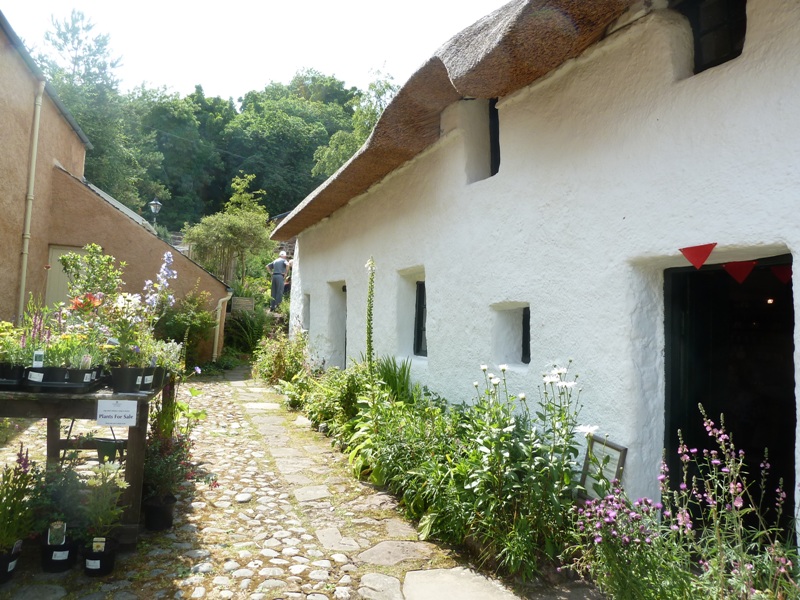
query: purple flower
194 366 202 375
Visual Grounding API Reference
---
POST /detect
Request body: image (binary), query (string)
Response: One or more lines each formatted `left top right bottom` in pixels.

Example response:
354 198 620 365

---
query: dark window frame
671 0 747 73
413 281 427 357
489 98 500 176
521 306 531 364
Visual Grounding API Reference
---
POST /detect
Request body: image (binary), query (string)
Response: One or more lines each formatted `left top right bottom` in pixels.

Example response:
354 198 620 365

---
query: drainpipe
212 288 233 361
17 79 47 324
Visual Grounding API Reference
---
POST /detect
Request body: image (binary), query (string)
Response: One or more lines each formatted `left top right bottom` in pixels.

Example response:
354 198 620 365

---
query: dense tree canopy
30 15 396 231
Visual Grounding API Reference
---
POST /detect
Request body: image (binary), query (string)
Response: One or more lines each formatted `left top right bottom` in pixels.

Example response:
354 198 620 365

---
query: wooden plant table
0 387 156 546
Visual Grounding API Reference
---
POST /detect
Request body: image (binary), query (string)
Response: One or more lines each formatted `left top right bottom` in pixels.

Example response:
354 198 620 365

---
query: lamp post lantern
148 197 162 226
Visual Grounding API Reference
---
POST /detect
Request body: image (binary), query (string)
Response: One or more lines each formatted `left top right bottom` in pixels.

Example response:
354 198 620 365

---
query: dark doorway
665 255 795 528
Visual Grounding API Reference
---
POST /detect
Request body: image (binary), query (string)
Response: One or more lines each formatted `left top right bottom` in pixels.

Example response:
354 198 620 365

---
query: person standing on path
267 251 291 310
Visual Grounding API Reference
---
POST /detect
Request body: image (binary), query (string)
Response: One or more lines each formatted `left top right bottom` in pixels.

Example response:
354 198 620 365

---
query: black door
665 255 795 528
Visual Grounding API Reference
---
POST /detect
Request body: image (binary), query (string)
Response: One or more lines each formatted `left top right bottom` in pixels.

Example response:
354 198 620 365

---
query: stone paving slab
404 568 521 600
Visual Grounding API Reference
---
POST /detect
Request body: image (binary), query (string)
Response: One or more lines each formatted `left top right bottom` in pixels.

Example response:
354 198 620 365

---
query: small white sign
97 400 138 427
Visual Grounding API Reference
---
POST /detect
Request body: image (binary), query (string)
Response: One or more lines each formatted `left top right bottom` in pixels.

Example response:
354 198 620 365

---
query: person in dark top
267 251 291 310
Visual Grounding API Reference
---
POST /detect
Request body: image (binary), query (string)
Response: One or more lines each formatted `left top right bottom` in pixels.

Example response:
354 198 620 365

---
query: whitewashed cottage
272 0 800 516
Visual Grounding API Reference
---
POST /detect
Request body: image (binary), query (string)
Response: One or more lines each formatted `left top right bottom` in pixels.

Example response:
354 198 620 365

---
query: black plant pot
95 438 125 464
139 366 156 392
0 363 24 390
143 494 177 531
110 367 142 393
0 550 21 584
83 538 118 577
41 537 78 573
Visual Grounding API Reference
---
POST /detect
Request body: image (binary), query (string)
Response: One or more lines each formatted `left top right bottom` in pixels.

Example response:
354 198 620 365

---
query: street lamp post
148 197 162 227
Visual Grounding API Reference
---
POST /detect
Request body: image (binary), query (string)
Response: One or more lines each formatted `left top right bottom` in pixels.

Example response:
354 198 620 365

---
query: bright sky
3 1 510 99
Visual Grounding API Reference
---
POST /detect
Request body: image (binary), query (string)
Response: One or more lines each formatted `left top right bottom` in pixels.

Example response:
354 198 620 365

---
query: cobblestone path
0 367 598 600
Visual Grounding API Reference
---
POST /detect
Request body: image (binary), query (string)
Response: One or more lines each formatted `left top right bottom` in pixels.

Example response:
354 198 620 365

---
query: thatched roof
271 0 636 241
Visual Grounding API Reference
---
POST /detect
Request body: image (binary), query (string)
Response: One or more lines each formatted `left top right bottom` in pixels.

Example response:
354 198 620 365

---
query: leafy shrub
252 330 308 385
155 284 216 366
225 309 274 353
304 362 370 442
375 355 412 403
340 363 583 579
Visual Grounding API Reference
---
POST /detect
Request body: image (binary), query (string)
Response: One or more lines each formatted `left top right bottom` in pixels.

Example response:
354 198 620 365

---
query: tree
37 11 161 210
312 72 399 178
181 174 275 286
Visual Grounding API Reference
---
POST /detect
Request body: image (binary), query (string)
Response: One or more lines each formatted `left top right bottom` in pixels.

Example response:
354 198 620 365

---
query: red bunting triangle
723 261 757 284
771 265 792 284
680 243 717 269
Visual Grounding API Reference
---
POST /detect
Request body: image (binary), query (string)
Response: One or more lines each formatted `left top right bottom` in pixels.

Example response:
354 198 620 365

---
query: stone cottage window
491 302 530 366
671 0 747 73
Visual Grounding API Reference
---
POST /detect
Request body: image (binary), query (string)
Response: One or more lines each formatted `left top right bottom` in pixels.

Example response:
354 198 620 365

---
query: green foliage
251 330 309 385
143 432 194 502
29 456 86 537
0 446 36 552
375 355 412 403
313 72 399 178
38 11 165 210
182 173 275 285
82 463 128 539
155 285 216 367
59 243 126 299
302 362 371 442
291 361 583 580
31 10 388 228
571 405 800 599
225 309 274 354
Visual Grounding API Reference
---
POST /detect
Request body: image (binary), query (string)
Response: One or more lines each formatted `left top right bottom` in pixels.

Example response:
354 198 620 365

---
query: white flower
499 364 508 372
473 381 479 388
488 373 495 380
542 375 560 384
491 378 501 387
480 364 488 372
575 425 599 436
518 393 526 401
557 381 577 389
551 367 567 375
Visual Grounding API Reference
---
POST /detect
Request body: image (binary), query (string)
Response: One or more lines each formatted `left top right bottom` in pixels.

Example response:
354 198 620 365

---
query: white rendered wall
290 0 800 501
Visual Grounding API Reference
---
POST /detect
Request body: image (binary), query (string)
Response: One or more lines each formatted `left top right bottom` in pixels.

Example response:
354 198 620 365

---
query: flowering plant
102 293 147 367
142 251 177 329
0 445 36 553
570 404 799 598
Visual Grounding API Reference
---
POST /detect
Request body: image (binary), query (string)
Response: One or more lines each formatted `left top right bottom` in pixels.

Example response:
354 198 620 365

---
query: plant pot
95 438 125 464
142 494 177 531
151 366 166 391
139 366 156 392
0 363 24 390
67 368 95 385
110 367 143 393
0 550 21 584
41 537 78 573
83 538 118 577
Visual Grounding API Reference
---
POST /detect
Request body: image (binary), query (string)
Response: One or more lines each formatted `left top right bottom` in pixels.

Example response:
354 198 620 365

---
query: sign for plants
96 400 138 426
